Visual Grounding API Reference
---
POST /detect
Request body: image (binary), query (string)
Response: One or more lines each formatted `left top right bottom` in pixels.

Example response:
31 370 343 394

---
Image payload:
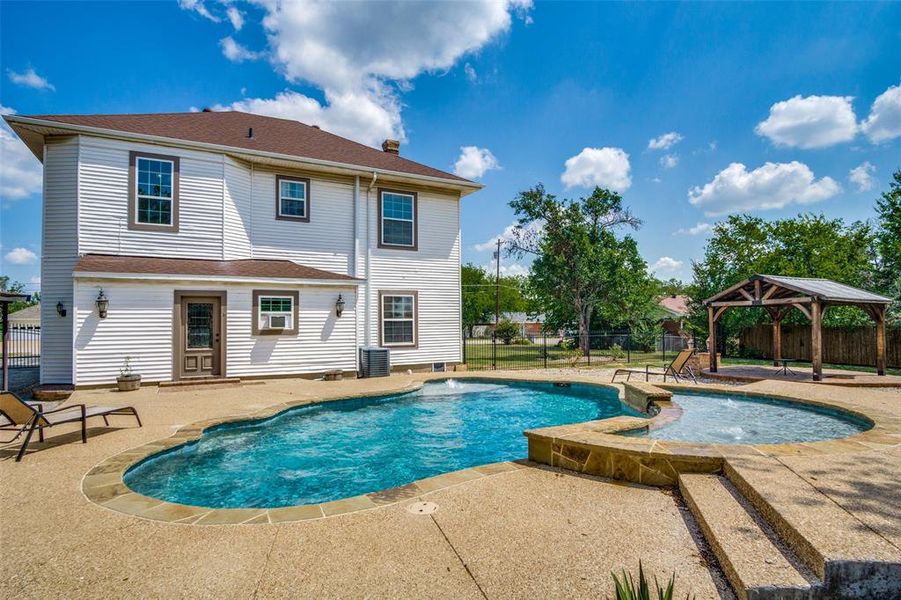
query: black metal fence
463 329 690 371
4 324 40 368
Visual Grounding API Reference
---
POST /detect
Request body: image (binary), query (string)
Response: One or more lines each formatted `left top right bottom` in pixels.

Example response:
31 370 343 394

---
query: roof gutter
4 115 484 196
73 271 363 286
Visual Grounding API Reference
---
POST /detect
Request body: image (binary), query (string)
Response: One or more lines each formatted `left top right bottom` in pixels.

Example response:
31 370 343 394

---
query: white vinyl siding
251 168 353 273
367 188 462 366
223 157 252 259
40 137 80 384
73 279 357 385
78 137 223 258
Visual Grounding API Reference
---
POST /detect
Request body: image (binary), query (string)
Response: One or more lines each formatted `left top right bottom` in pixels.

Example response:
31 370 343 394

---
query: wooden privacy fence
740 324 901 368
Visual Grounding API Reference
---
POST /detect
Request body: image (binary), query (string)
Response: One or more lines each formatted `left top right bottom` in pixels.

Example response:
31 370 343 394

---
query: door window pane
187 303 213 349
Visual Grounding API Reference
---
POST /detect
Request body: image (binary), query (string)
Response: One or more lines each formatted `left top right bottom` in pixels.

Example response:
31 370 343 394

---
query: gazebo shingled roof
703 274 891 381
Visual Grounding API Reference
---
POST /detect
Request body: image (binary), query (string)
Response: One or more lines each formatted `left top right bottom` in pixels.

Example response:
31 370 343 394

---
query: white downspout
365 171 377 347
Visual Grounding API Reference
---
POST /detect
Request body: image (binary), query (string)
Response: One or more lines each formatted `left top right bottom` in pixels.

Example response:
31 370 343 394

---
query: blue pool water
625 391 871 445
125 379 638 508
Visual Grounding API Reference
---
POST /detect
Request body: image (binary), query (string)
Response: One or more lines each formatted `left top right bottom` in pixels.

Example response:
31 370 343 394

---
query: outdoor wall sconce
56 301 66 317
96 288 109 319
335 294 346 318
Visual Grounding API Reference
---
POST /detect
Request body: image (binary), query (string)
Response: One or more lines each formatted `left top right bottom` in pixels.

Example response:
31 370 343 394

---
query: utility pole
494 237 501 330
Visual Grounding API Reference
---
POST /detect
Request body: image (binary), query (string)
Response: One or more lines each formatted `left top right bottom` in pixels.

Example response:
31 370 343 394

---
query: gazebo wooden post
768 308 783 367
875 305 886 376
810 300 823 381
707 305 718 373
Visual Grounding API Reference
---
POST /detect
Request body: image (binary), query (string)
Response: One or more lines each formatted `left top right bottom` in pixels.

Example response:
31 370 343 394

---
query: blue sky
2 1 900 293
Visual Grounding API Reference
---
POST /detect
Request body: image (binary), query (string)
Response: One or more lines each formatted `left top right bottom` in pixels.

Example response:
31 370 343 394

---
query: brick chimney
382 139 400 155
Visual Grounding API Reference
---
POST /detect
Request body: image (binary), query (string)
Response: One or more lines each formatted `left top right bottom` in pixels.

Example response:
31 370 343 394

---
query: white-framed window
381 293 416 346
276 175 310 221
136 156 175 226
379 190 416 248
258 295 294 331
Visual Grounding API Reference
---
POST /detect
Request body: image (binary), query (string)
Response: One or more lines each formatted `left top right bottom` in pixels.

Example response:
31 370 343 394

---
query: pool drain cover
407 501 438 515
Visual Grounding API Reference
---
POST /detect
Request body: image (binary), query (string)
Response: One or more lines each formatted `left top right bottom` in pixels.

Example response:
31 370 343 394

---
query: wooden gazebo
704 275 892 381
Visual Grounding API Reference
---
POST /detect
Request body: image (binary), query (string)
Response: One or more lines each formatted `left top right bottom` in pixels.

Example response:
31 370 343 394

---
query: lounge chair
0 391 141 462
611 348 698 384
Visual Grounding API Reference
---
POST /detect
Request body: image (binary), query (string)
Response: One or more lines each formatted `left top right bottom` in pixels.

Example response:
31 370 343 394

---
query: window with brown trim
378 188 417 249
252 290 300 335
128 151 180 232
379 291 417 347
275 175 311 222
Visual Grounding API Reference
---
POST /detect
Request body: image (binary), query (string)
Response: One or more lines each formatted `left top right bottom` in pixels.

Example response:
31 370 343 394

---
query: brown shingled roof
19 111 470 183
74 254 359 281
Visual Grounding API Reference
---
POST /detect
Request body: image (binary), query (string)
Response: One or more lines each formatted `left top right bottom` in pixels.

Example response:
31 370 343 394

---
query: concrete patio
2 369 899 598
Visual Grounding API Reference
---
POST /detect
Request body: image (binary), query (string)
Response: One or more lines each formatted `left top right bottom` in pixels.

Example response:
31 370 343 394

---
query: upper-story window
379 189 417 250
276 175 311 222
128 151 179 232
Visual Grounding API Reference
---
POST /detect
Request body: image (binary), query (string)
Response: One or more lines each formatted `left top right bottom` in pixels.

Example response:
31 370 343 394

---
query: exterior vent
432 362 446 373
359 347 390 378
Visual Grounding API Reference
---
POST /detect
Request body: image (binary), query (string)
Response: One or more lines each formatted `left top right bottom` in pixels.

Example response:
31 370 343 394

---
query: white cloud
561 147 631 191
860 84 901 143
659 154 679 169
755 95 857 149
647 131 682 150
464 62 477 82
5 247 38 265
688 161 840 216
453 146 500 180
220 36 260 62
7 67 55 91
216 1 531 146
29 275 41 286
486 260 529 277
0 106 43 201
226 6 244 31
650 256 683 273
213 89 402 148
178 0 220 22
674 222 712 236
848 162 876 192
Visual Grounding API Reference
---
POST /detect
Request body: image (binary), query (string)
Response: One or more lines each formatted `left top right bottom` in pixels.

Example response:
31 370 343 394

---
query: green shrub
511 337 532 345
494 319 520 344
608 343 626 360
611 561 692 600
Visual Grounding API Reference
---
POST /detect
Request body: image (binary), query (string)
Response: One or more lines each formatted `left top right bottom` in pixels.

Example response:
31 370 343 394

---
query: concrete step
724 456 901 598
679 473 819 600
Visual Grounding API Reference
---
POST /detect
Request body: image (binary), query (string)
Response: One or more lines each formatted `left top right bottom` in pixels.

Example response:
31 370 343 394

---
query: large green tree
874 169 901 320
461 263 530 336
508 184 653 354
688 213 878 350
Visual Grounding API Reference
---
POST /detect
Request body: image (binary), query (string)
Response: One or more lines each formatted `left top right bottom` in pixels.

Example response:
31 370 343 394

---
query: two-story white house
4 111 480 387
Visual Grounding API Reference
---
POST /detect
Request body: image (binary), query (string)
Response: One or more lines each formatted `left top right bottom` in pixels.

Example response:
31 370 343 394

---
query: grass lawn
463 339 667 371
720 356 901 377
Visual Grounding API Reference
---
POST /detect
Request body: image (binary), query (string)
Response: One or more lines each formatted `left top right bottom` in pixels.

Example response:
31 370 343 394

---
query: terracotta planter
117 374 141 392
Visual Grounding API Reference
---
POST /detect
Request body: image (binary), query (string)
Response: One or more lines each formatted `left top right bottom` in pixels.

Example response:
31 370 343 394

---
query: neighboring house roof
705 274 892 305
8 304 40 325
4 111 476 189
73 254 360 282
658 295 689 318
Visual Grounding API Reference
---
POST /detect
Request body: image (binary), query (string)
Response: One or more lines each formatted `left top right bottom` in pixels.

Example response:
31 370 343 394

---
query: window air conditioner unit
359 347 390 378
267 315 287 329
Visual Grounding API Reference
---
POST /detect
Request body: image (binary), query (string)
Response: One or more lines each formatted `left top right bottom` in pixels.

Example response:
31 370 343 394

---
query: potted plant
117 356 141 392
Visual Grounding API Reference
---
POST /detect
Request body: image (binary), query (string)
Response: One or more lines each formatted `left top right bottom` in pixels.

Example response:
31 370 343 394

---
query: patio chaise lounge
611 348 698 384
0 391 142 462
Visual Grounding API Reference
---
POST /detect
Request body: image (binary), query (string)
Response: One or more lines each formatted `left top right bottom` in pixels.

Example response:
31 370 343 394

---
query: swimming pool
625 391 872 444
124 379 638 508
